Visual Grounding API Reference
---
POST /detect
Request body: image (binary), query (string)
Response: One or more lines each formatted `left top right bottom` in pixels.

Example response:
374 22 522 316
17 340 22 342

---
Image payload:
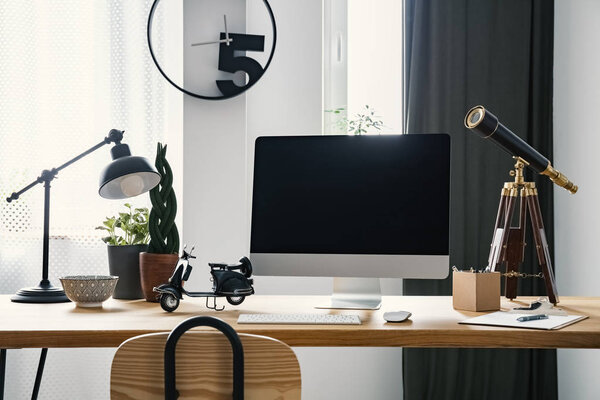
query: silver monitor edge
250 253 449 279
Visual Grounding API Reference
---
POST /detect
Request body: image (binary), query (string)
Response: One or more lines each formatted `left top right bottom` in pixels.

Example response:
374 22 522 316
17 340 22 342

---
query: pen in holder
452 269 501 312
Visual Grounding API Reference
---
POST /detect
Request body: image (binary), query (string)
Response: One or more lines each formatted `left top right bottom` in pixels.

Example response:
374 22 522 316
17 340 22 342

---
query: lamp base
11 280 70 303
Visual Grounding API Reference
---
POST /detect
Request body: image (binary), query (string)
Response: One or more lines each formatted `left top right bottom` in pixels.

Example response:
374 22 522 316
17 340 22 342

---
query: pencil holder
452 271 501 312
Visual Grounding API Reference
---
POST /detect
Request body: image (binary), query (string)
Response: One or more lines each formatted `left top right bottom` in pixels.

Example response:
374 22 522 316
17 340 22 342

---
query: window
323 0 403 135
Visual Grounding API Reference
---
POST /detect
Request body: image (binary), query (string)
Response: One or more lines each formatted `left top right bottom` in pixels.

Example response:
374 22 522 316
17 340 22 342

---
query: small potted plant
139 143 180 302
325 105 384 135
96 203 149 299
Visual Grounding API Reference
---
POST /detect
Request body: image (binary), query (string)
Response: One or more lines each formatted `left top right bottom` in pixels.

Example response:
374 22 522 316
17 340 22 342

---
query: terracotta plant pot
139 252 178 302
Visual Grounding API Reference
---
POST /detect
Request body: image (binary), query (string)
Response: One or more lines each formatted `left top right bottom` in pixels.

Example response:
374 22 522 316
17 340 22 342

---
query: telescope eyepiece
466 107 484 127
464 106 499 138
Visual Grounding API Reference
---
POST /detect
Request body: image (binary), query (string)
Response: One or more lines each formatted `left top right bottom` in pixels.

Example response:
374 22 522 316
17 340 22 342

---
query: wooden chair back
111 331 301 399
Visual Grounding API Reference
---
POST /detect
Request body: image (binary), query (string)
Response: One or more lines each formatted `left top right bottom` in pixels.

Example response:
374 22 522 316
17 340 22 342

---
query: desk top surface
1 295 599 349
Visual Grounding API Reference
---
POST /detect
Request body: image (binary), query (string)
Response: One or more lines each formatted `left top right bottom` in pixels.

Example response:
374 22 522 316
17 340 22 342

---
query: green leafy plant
348 105 384 135
325 105 384 135
147 143 180 254
96 203 150 245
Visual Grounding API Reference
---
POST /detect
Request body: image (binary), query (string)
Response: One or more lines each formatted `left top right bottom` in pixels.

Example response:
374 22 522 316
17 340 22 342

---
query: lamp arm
6 129 124 202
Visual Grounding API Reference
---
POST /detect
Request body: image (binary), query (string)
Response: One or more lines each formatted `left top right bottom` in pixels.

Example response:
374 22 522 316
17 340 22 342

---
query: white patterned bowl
59 275 119 308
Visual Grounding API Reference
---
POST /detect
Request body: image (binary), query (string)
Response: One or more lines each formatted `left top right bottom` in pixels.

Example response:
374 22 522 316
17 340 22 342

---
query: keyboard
237 313 361 325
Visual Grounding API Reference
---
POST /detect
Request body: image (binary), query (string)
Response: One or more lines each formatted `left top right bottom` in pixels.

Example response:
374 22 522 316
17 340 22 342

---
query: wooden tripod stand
488 157 559 304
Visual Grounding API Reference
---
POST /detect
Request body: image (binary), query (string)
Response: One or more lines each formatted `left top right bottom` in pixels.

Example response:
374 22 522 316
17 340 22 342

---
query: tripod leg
527 193 559 304
488 194 508 271
498 194 517 265
504 194 528 299
489 189 517 272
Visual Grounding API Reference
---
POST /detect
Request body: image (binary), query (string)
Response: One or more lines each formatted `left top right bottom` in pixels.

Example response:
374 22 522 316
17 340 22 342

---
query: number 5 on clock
217 32 265 97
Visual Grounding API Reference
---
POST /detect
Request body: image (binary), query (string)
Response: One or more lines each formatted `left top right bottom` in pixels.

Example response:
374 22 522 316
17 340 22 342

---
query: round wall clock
147 0 277 100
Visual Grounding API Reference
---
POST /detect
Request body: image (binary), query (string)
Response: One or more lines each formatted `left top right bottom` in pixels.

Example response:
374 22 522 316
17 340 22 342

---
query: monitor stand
315 277 382 310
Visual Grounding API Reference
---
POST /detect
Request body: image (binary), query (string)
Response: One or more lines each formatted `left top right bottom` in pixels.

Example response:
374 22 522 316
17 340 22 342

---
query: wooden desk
1 295 599 349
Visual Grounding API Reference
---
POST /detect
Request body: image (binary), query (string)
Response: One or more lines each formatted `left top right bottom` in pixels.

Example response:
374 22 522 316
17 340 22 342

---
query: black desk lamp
6 129 161 303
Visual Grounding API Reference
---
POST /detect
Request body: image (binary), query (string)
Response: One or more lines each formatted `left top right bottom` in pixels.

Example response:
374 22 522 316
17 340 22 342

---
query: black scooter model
154 246 254 312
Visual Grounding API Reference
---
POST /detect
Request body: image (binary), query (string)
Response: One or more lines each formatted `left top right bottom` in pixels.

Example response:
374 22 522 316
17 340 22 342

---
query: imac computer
250 134 450 309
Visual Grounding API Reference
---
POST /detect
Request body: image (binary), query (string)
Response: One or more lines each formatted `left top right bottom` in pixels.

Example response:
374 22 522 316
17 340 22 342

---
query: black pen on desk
517 314 548 322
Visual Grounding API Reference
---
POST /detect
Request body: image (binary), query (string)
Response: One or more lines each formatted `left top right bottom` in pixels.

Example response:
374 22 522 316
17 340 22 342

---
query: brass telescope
463 105 577 304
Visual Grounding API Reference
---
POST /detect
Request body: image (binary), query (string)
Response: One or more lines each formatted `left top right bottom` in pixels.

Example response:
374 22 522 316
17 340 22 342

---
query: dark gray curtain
402 1 556 399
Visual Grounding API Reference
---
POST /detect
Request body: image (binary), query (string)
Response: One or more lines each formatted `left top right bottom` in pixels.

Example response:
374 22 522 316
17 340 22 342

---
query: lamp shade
99 144 161 199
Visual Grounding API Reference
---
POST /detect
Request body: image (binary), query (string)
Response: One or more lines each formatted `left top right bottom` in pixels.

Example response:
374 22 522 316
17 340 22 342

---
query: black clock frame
147 0 277 101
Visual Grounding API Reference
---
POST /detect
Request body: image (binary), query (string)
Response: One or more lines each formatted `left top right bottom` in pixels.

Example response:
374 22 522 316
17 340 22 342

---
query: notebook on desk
460 311 588 330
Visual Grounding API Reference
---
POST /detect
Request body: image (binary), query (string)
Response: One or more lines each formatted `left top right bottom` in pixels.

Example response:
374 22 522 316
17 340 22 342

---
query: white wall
554 1 600 399
182 1 403 398
182 0 248 281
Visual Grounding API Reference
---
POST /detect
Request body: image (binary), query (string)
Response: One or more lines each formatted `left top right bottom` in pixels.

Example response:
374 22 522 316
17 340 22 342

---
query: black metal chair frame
164 316 245 400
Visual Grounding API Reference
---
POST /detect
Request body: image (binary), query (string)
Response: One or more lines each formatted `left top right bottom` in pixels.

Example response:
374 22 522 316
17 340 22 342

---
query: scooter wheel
160 293 180 312
226 295 245 306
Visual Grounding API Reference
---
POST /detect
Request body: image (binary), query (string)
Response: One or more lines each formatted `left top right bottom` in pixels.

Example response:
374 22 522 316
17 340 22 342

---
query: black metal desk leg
31 348 47 400
1 349 6 400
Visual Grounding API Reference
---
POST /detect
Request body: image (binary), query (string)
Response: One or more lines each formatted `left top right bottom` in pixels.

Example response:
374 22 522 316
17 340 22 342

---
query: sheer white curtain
0 1 181 398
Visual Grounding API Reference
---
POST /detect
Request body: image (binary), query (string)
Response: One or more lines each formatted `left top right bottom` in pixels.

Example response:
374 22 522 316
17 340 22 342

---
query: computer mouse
383 311 412 323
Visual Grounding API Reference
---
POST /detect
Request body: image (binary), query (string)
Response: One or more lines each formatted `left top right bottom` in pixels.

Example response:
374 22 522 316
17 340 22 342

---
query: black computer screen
251 134 450 255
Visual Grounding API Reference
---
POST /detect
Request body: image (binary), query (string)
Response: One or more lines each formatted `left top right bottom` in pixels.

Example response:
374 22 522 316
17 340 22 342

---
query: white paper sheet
459 311 588 330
